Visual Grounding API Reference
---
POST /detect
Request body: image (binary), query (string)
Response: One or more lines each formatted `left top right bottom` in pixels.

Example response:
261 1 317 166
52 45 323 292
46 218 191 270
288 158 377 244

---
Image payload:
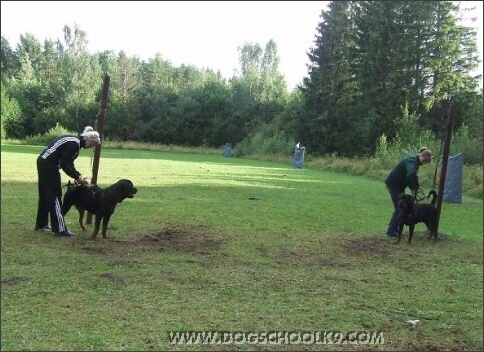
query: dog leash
63 179 95 189
414 190 426 203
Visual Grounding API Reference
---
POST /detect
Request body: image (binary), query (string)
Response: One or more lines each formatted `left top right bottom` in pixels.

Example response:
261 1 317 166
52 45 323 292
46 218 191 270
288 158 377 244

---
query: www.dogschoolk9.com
167 330 384 346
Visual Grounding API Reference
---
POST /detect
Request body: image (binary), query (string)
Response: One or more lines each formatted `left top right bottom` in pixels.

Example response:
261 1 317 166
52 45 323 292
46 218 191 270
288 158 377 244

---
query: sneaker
54 230 76 237
35 226 52 232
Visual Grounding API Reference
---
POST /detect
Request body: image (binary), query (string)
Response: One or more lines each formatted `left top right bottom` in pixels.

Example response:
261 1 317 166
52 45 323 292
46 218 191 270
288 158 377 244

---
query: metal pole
86 75 110 224
434 105 455 239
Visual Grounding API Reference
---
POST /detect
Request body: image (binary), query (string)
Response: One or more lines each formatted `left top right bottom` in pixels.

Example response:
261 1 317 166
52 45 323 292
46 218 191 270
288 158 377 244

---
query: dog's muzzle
128 188 138 198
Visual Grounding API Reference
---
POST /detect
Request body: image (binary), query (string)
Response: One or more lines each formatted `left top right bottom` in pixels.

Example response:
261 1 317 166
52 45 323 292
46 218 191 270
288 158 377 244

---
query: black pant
35 156 67 233
386 186 404 236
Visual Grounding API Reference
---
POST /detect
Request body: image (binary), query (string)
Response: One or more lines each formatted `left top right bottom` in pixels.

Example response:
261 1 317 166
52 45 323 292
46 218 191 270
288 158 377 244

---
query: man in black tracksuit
35 127 100 237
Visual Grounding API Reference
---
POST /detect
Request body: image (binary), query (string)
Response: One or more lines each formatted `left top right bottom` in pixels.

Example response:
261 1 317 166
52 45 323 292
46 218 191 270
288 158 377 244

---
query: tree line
1 1 482 161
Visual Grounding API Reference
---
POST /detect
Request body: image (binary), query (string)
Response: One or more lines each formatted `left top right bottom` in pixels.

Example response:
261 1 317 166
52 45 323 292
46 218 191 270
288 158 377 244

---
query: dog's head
398 194 414 217
113 179 138 202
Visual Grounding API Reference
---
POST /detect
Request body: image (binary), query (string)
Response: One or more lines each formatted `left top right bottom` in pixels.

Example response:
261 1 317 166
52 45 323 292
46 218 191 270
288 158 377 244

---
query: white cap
80 126 101 144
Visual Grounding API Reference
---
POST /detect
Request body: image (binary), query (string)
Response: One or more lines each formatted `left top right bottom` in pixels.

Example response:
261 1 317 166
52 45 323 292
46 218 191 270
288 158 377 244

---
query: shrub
25 123 75 146
451 124 483 165
234 124 294 157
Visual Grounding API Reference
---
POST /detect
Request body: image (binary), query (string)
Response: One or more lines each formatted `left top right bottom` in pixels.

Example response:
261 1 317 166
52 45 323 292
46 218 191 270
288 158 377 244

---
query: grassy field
1 144 482 351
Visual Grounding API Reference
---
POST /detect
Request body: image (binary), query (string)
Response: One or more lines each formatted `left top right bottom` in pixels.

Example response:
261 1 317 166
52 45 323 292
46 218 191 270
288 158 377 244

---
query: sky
1 1 482 90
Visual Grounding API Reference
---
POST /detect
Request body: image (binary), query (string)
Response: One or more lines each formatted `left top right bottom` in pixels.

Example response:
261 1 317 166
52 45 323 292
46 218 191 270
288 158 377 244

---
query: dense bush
24 123 76 146
450 124 483 165
233 124 295 157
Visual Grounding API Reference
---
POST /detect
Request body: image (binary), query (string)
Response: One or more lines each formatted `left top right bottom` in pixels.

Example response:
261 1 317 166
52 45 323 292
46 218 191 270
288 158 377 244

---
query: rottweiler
62 179 137 239
397 190 438 244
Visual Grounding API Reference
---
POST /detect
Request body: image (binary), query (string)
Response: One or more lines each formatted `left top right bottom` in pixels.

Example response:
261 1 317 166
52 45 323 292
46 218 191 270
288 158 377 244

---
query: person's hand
413 188 425 202
411 189 418 199
77 175 88 185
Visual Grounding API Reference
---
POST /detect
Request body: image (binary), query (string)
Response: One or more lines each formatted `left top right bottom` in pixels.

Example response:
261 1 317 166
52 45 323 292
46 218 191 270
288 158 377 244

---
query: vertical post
86 75 110 224
434 105 455 238
91 75 110 185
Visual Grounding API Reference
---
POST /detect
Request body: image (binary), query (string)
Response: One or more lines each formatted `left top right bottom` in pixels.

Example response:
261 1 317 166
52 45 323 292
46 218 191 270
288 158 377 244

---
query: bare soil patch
137 227 224 254
1 276 28 287
79 225 225 256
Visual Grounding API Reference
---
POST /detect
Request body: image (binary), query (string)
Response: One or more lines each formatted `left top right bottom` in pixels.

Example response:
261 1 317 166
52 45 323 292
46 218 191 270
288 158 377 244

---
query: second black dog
397 190 438 244
62 179 137 239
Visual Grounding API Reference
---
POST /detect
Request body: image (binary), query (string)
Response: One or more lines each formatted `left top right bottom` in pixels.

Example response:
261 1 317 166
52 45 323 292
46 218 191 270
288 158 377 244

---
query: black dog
62 179 137 239
397 190 438 244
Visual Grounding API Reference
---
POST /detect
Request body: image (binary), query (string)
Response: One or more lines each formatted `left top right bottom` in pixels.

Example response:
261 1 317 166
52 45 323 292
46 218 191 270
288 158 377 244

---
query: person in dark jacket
385 147 433 239
35 126 101 237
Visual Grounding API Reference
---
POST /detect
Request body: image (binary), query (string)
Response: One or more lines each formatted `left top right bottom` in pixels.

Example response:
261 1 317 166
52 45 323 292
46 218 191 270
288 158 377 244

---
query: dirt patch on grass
339 235 394 256
1 276 28 287
276 248 354 268
100 272 125 284
79 225 225 256
137 227 224 254
275 235 396 269
275 232 454 270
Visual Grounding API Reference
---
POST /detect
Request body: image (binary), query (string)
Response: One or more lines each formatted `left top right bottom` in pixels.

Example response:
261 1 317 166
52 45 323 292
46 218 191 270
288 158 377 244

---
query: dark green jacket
385 155 420 192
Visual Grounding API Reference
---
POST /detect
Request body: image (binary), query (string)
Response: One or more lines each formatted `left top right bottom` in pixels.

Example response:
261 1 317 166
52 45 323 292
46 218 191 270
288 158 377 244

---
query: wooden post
86 75 110 224
434 105 455 238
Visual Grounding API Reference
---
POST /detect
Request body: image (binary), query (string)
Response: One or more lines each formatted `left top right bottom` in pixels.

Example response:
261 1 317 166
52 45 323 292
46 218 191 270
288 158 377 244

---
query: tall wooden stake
434 105 455 237
87 75 110 224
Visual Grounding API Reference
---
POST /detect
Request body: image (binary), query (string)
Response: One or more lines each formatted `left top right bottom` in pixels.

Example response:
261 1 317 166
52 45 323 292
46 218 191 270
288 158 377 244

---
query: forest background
1 1 482 197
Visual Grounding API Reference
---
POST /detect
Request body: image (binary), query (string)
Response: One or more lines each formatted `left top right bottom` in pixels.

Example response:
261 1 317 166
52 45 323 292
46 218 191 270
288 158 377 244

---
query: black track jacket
38 135 83 179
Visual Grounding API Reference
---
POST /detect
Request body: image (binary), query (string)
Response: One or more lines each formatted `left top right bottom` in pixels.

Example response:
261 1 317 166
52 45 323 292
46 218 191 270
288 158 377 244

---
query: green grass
1 144 482 351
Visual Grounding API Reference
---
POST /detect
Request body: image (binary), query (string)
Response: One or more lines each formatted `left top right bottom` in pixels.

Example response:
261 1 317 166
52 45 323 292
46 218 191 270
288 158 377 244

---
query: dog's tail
427 190 438 206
